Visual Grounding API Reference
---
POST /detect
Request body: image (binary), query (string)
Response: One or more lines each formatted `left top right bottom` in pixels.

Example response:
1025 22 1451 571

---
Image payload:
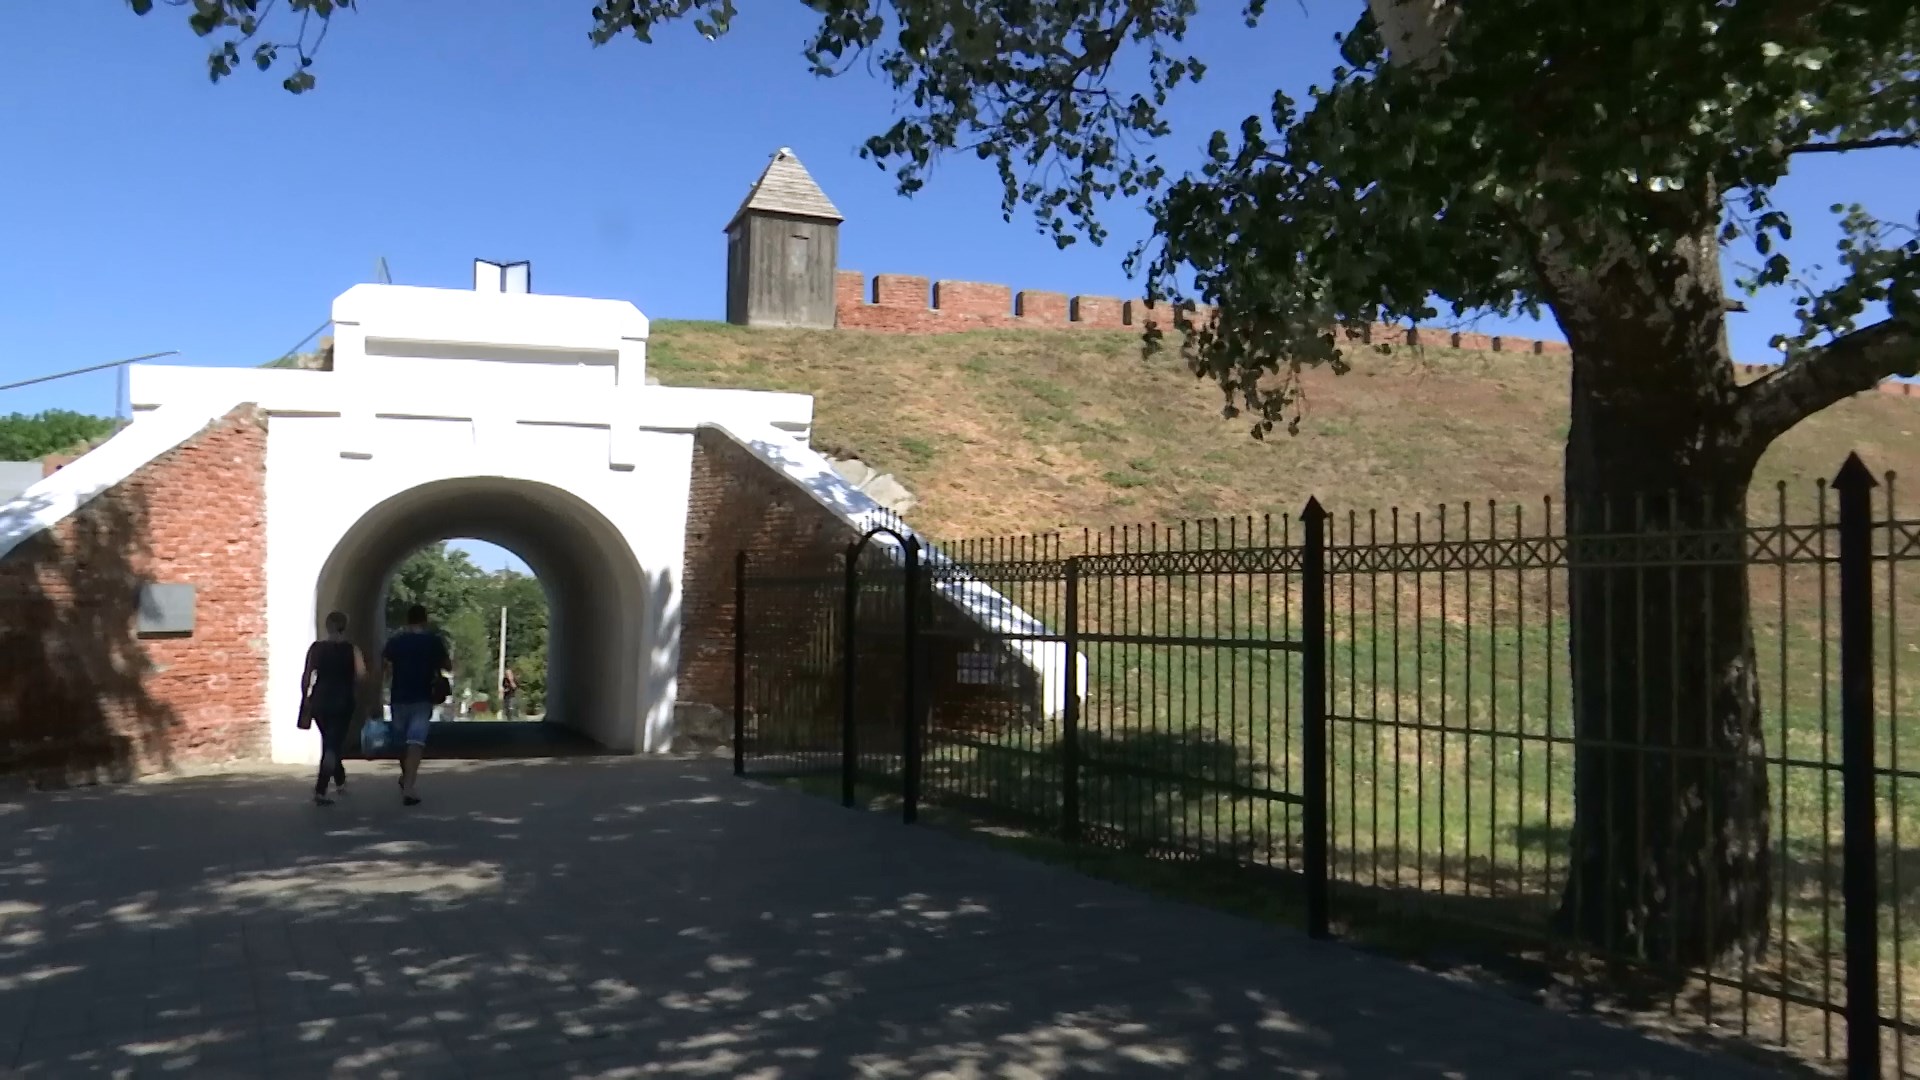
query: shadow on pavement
0 759 1777 1078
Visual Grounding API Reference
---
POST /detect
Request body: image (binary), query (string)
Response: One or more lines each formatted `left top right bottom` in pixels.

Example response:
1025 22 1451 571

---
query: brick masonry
1 407 269 785
679 426 851 712
679 425 1037 750
833 271 1920 395
833 269 1575 354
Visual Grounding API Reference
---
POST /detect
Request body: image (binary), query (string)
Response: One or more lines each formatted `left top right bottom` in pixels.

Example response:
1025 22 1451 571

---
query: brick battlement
833 271 1916 397
835 270 1574 354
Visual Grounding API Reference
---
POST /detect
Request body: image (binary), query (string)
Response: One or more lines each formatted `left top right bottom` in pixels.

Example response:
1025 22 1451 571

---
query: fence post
1301 496 1331 941
1062 555 1082 844
902 538 923 825
1835 453 1880 1079
733 550 747 778
842 542 859 810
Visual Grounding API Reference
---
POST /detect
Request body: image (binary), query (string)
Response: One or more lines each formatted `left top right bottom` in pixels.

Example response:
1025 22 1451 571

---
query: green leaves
0 410 117 461
588 1 738 45
1778 203 1920 354
138 0 354 90
386 543 551 707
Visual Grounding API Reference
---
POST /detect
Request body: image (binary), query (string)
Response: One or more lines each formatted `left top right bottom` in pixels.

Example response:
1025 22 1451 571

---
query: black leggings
313 693 353 793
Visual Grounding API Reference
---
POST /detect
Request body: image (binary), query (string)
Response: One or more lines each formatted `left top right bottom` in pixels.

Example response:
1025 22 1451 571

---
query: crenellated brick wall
833 270 1574 355
833 270 1918 396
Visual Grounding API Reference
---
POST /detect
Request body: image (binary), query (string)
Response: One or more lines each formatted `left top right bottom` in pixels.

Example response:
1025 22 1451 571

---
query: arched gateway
234 278 756 761
0 270 1074 778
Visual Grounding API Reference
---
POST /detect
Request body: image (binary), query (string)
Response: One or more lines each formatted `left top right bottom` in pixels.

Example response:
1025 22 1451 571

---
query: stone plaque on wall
136 583 196 636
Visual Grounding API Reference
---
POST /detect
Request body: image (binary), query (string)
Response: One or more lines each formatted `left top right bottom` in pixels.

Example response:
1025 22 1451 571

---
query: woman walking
300 611 366 805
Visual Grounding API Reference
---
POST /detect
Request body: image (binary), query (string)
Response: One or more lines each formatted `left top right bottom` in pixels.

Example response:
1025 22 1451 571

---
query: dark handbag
432 675 452 705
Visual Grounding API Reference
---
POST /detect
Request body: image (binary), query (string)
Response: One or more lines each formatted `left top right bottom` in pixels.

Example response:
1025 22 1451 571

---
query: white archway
117 279 813 767
313 477 659 752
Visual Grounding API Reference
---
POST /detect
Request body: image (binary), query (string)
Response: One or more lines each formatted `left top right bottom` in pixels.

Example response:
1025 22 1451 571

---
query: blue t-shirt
383 629 451 705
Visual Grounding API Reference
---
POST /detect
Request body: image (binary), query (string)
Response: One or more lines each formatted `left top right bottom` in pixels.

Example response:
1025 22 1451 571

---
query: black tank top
308 640 355 692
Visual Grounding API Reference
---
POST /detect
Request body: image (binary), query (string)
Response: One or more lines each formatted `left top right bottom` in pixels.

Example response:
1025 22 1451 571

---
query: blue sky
2 3 1912 571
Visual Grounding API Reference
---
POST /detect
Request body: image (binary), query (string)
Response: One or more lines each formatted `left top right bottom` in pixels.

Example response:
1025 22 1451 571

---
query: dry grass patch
651 321 1920 539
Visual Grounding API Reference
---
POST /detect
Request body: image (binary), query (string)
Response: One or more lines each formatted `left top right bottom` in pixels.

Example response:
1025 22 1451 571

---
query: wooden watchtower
724 147 844 329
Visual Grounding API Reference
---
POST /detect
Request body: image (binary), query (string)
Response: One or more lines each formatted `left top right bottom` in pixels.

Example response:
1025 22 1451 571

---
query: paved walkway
0 759 1775 1079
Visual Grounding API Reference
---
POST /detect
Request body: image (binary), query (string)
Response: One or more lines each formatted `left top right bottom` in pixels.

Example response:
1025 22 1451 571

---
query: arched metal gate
730 526 927 823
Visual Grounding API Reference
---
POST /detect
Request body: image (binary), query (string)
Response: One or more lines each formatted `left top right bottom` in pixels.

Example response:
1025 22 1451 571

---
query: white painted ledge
0 400 245 562
331 283 650 355
707 421 1088 720
129 365 814 438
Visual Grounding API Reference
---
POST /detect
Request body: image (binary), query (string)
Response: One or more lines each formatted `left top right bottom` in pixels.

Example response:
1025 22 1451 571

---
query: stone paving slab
0 758 1780 1078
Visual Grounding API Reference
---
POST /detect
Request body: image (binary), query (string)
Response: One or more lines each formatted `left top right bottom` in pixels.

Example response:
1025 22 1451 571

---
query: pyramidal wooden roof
725 147 844 230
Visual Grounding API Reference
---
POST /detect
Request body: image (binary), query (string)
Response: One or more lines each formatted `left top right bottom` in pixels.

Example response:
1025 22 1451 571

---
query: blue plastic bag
360 717 394 759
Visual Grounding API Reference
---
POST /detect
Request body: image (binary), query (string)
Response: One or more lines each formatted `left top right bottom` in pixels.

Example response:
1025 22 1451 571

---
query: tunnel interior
313 477 650 755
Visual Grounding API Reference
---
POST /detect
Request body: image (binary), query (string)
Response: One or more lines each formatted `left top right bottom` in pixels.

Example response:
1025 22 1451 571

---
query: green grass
754 552 1920 1074
894 436 935 466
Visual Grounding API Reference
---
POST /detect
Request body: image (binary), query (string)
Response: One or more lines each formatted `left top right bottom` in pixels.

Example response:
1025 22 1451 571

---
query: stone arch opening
313 477 652 752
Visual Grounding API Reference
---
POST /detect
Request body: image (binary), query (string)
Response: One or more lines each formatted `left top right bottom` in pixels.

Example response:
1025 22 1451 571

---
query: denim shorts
391 702 434 747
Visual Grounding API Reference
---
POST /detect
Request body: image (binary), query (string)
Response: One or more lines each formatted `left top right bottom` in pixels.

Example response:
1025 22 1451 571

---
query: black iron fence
734 457 1919 1078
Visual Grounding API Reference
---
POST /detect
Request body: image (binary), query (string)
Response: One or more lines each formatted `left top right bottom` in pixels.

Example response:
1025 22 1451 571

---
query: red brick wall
679 426 851 710
1069 295 1126 328
811 265 1907 374
871 273 929 308
835 269 1154 335
679 425 1035 750
827 269 1920 389
1014 290 1069 323
837 269 1889 386
0 407 269 785
832 269 1583 354
933 280 1012 318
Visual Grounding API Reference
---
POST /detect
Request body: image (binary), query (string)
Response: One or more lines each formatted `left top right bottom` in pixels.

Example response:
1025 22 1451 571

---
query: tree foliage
384 543 549 712
441 606 493 697
0 410 117 462
1141 0 1919 451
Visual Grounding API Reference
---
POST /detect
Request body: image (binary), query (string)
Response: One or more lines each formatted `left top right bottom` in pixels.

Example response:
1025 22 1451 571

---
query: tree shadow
0 490 178 787
887 729 1830 1077
0 758 1757 1078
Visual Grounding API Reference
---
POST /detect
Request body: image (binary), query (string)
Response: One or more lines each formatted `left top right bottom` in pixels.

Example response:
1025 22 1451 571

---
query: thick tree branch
1737 318 1920 450
1787 135 1920 155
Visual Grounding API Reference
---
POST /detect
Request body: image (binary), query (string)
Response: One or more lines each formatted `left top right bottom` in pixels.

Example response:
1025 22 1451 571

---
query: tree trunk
1552 313 1773 970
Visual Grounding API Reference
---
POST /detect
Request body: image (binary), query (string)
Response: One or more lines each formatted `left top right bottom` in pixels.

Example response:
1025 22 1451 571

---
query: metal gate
731 510 1328 936
732 527 929 821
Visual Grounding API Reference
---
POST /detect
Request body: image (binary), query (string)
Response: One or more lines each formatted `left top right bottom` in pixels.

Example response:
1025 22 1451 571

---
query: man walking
383 603 452 806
